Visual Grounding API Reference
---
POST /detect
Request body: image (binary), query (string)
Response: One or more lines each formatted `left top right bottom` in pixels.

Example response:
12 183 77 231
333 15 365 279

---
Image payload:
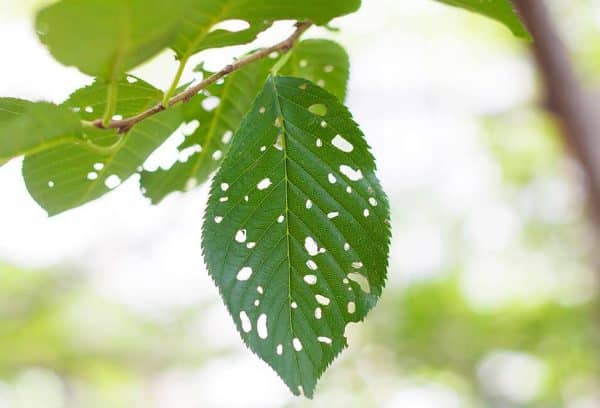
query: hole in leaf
321 120 328 128
308 104 327 116
277 215 284 223
182 120 200 136
214 216 223 224
347 302 356 314
274 134 284 151
306 260 318 270
47 181 55 188
315 294 330 306
276 344 283 355
332 135 354 152
293 338 303 351
104 175 121 189
87 172 98 181
299 59 308 68
344 243 350 251
202 96 220 111
257 314 268 339
257 286 264 294
346 186 352 194
240 311 252 332
222 130 233 144
304 275 317 285
219 196 229 202
316 138 322 147
84 106 93 113
339 165 363 181
93 162 104 171
112 114 123 121
259 106 266 114
210 19 250 33
348 273 370 293
317 79 326 87
236 266 253 281
318 336 332 345
126 76 138 83
327 211 339 219
324 65 334 73
291 301 298 309
221 183 229 191
260 145 267 152
352 262 363 269
363 209 370 217
235 229 247 243
369 197 378 206
212 150 223 160
257 178 272 190
246 242 256 249
328 173 336 184
315 307 322 319
304 237 318 256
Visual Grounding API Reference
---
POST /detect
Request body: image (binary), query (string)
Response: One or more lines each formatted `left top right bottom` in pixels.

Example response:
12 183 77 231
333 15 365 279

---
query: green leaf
435 0 530 39
22 77 182 215
0 98 82 162
141 39 350 203
36 0 192 79
202 76 390 397
171 0 361 60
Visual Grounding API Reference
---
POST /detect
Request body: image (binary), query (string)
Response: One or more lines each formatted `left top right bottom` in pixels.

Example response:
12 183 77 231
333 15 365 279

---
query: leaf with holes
171 0 361 61
434 0 530 39
141 39 350 203
36 0 193 79
0 98 83 163
202 76 390 396
22 77 183 215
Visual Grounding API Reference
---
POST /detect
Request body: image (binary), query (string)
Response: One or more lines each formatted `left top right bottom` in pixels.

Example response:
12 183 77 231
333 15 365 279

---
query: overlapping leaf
141 39 350 203
22 77 182 215
202 76 390 396
435 0 530 39
171 0 361 60
0 98 82 162
36 0 193 79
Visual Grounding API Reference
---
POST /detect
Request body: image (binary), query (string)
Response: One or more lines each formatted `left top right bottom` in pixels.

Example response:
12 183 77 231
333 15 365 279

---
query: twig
89 21 312 133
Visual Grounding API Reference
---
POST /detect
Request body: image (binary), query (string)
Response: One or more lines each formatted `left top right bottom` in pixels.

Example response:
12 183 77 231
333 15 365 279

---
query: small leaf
141 40 351 203
434 0 530 39
202 76 390 397
0 98 82 162
22 77 182 215
170 0 361 60
36 0 193 78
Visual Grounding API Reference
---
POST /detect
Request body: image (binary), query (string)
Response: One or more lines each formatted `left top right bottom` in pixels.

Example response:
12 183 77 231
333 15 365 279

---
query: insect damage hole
257 178 272 190
314 307 322 319
257 314 268 339
306 260 318 270
235 229 247 243
347 302 356 314
304 275 317 285
276 344 283 355
293 338 303 351
318 336 332 345
315 294 330 306
304 237 318 256
339 165 363 181
240 311 252 333
331 135 354 152
236 266 253 281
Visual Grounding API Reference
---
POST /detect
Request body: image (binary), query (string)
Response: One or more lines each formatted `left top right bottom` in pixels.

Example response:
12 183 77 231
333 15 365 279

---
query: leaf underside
0 98 82 162
22 76 182 215
435 0 530 39
141 39 350 204
202 76 390 397
36 0 193 79
171 0 361 59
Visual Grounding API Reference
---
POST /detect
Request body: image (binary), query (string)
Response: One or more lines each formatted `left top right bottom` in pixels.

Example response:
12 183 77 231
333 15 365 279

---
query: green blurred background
1 0 600 407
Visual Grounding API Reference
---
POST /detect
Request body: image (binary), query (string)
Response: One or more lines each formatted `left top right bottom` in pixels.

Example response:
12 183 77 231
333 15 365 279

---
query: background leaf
434 0 530 39
141 39 350 203
0 98 82 162
36 0 192 79
170 0 361 60
22 77 182 215
202 76 390 397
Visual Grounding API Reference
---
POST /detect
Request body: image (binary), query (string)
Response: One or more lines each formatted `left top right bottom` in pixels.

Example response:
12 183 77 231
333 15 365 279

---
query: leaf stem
101 81 118 127
88 21 312 133
162 57 188 107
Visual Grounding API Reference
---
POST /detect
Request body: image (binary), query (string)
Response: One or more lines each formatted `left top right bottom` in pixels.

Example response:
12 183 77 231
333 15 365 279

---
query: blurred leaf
0 98 82 162
202 76 390 397
36 0 192 78
170 0 361 60
22 77 182 215
141 39 350 203
434 0 531 39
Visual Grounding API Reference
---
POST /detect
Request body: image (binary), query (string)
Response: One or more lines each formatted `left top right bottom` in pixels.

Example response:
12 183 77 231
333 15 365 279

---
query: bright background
1 0 600 407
